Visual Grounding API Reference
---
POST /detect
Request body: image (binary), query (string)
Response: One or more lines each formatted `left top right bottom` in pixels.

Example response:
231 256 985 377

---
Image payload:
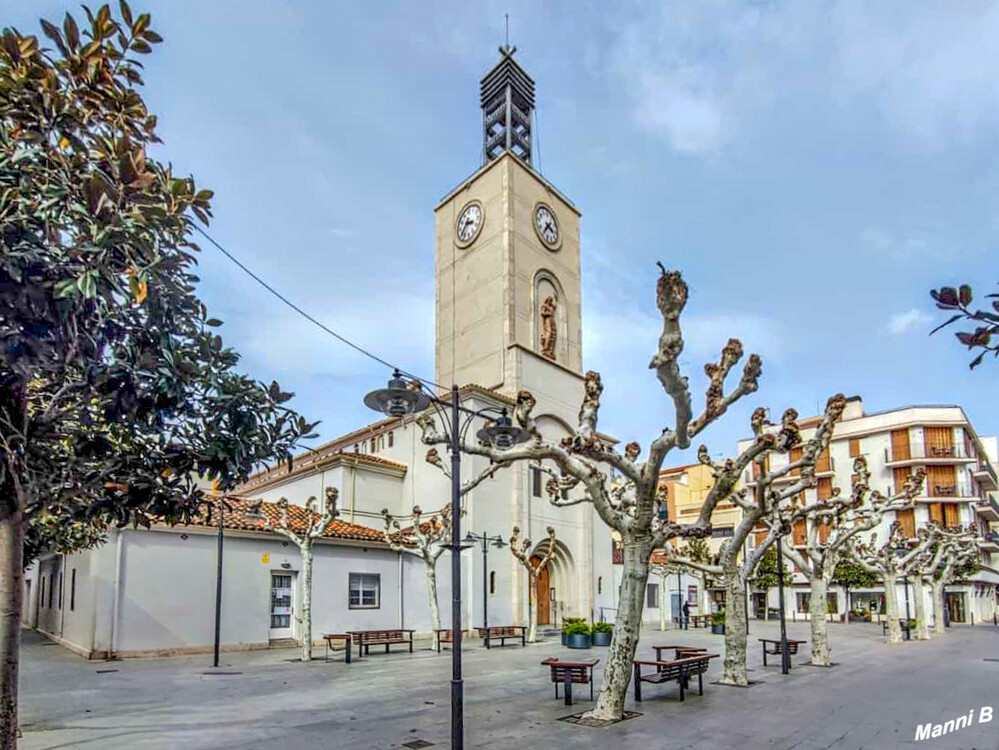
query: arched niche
532 270 568 364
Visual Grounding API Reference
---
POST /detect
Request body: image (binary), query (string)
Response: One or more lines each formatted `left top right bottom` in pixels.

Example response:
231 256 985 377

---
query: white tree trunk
808 576 830 666
659 572 667 631
584 538 651 721
930 581 946 636
720 567 749 686
699 574 708 614
842 586 849 626
0 509 24 750
912 578 929 640
763 590 769 621
299 542 314 661
425 559 442 633
883 572 903 645
526 572 539 643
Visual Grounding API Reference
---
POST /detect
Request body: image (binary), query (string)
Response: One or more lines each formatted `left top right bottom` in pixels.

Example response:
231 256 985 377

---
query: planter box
565 634 592 649
711 624 725 635
592 631 612 646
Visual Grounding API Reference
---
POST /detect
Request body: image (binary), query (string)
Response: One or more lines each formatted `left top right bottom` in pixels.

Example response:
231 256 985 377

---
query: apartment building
739 397 999 624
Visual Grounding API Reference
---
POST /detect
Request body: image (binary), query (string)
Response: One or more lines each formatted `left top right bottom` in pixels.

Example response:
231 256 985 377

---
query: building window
388 432 394 448
349 573 380 609
646 583 659 609
354 444 359 453
70 569 76 611
848 438 861 457
598 576 603 595
531 467 542 497
489 571 496 595
58 572 63 609
40 577 45 609
711 526 734 538
48 575 54 608
796 592 811 613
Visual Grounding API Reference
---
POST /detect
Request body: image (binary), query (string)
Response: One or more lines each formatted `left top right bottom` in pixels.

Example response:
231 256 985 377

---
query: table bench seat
346 629 414 656
541 657 599 706
476 625 526 649
633 654 719 702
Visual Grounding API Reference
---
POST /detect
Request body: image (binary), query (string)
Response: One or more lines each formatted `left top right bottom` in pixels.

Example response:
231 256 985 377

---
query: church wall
252 466 343 508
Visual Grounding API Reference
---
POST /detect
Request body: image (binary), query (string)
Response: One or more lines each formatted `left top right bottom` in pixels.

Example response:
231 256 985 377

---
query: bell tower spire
480 39 535 165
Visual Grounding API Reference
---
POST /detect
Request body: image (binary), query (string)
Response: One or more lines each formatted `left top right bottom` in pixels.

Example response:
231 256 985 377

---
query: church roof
185 496 387 544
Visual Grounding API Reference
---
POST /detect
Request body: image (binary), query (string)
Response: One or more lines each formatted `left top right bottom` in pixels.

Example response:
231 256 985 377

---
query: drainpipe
108 530 124 660
398 551 404 630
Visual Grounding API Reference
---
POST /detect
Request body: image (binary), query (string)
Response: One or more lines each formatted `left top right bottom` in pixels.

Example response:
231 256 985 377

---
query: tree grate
558 710 641 727
402 741 435 749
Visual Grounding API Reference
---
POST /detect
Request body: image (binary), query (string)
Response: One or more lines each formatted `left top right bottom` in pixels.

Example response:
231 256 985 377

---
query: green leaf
76 270 97 298
63 12 79 50
959 284 973 306
205 318 223 327
119 0 134 27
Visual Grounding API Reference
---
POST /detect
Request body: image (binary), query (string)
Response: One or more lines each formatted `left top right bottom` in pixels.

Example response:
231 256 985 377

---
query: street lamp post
465 531 506 629
893 542 912 641
365 371 529 750
775 532 790 674
211 487 224 669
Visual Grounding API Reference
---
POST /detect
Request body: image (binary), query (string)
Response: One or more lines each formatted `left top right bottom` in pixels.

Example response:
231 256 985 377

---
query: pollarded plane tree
926 527 981 636
509 525 557 643
847 521 940 644
669 398 848 686
419 265 813 720
250 489 338 662
905 523 970 640
775 457 926 665
380 447 506 640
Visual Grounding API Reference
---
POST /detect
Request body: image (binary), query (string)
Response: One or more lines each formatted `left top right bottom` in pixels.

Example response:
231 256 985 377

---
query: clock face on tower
533 203 560 250
455 201 484 247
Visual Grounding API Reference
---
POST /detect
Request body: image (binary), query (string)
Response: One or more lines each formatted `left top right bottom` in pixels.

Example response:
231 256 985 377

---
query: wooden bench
881 619 911 636
434 629 456 652
476 625 527 649
346 629 414 656
541 657 599 706
321 633 352 664
758 638 806 667
632 653 719 702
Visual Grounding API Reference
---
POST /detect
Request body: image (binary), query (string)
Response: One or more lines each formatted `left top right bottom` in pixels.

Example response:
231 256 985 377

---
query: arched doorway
531 556 552 625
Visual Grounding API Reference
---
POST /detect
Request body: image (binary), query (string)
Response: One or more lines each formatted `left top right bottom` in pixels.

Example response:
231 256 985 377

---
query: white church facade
23 48 620 658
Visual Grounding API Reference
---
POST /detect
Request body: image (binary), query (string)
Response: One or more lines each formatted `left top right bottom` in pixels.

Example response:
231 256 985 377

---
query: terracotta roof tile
186 497 385 544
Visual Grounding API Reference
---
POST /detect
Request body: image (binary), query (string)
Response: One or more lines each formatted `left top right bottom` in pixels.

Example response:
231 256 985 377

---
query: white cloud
888 308 934 335
606 1 999 153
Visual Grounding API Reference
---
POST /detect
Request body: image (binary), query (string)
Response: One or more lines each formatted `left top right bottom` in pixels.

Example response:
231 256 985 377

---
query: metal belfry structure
481 44 535 165
365 371 530 750
465 531 506 630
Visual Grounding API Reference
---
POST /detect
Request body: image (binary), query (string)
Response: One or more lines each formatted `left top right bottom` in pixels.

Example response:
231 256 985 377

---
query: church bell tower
434 45 583 405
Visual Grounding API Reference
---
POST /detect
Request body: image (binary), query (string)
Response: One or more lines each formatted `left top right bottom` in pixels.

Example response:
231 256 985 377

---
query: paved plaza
17 620 999 750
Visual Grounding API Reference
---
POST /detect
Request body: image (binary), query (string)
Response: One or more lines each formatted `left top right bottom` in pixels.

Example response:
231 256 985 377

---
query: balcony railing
885 442 973 463
975 495 999 520
974 460 999 485
892 480 976 498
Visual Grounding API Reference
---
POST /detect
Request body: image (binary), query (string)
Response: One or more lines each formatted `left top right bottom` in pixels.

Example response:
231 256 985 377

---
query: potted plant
848 609 870 623
561 617 585 646
563 620 592 649
591 620 613 646
711 610 726 635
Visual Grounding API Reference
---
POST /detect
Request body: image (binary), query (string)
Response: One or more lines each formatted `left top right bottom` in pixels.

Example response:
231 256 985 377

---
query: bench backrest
548 665 591 684
352 630 405 643
646 655 714 681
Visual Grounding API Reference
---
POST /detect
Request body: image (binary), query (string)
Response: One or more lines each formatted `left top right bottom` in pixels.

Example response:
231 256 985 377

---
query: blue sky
8 1 998 461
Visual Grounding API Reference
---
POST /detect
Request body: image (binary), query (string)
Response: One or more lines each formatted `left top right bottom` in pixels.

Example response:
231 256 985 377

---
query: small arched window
388 432 394 448
489 571 496 595
598 576 602 595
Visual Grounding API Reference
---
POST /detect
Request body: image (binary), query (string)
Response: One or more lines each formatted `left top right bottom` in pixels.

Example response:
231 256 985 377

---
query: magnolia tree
776 457 925 665
671 398 846 686
831 560 879 625
418 267 771 720
926 527 980 636
509 525 556 642
678 536 714 614
848 522 939 644
252 490 337 662
751 545 791 621
930 283 999 369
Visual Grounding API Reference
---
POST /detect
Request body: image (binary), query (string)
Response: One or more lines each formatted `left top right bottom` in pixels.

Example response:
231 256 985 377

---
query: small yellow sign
261 553 271 564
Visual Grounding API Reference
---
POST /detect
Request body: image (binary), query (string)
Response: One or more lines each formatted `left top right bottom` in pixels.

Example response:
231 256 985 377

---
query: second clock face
534 203 560 249
456 202 484 246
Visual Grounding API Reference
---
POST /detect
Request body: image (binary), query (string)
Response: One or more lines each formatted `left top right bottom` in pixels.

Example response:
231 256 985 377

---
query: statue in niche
540 295 557 360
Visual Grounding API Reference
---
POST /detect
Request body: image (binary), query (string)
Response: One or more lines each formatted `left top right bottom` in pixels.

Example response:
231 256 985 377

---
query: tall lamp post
775 524 791 674
465 531 506 629
211 482 224 669
365 371 530 750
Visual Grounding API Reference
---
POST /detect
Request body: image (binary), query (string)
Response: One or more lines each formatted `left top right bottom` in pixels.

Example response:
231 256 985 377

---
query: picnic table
758 638 806 667
689 614 711 628
632 653 719 702
540 657 599 706
322 633 352 663
346 629 414 656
